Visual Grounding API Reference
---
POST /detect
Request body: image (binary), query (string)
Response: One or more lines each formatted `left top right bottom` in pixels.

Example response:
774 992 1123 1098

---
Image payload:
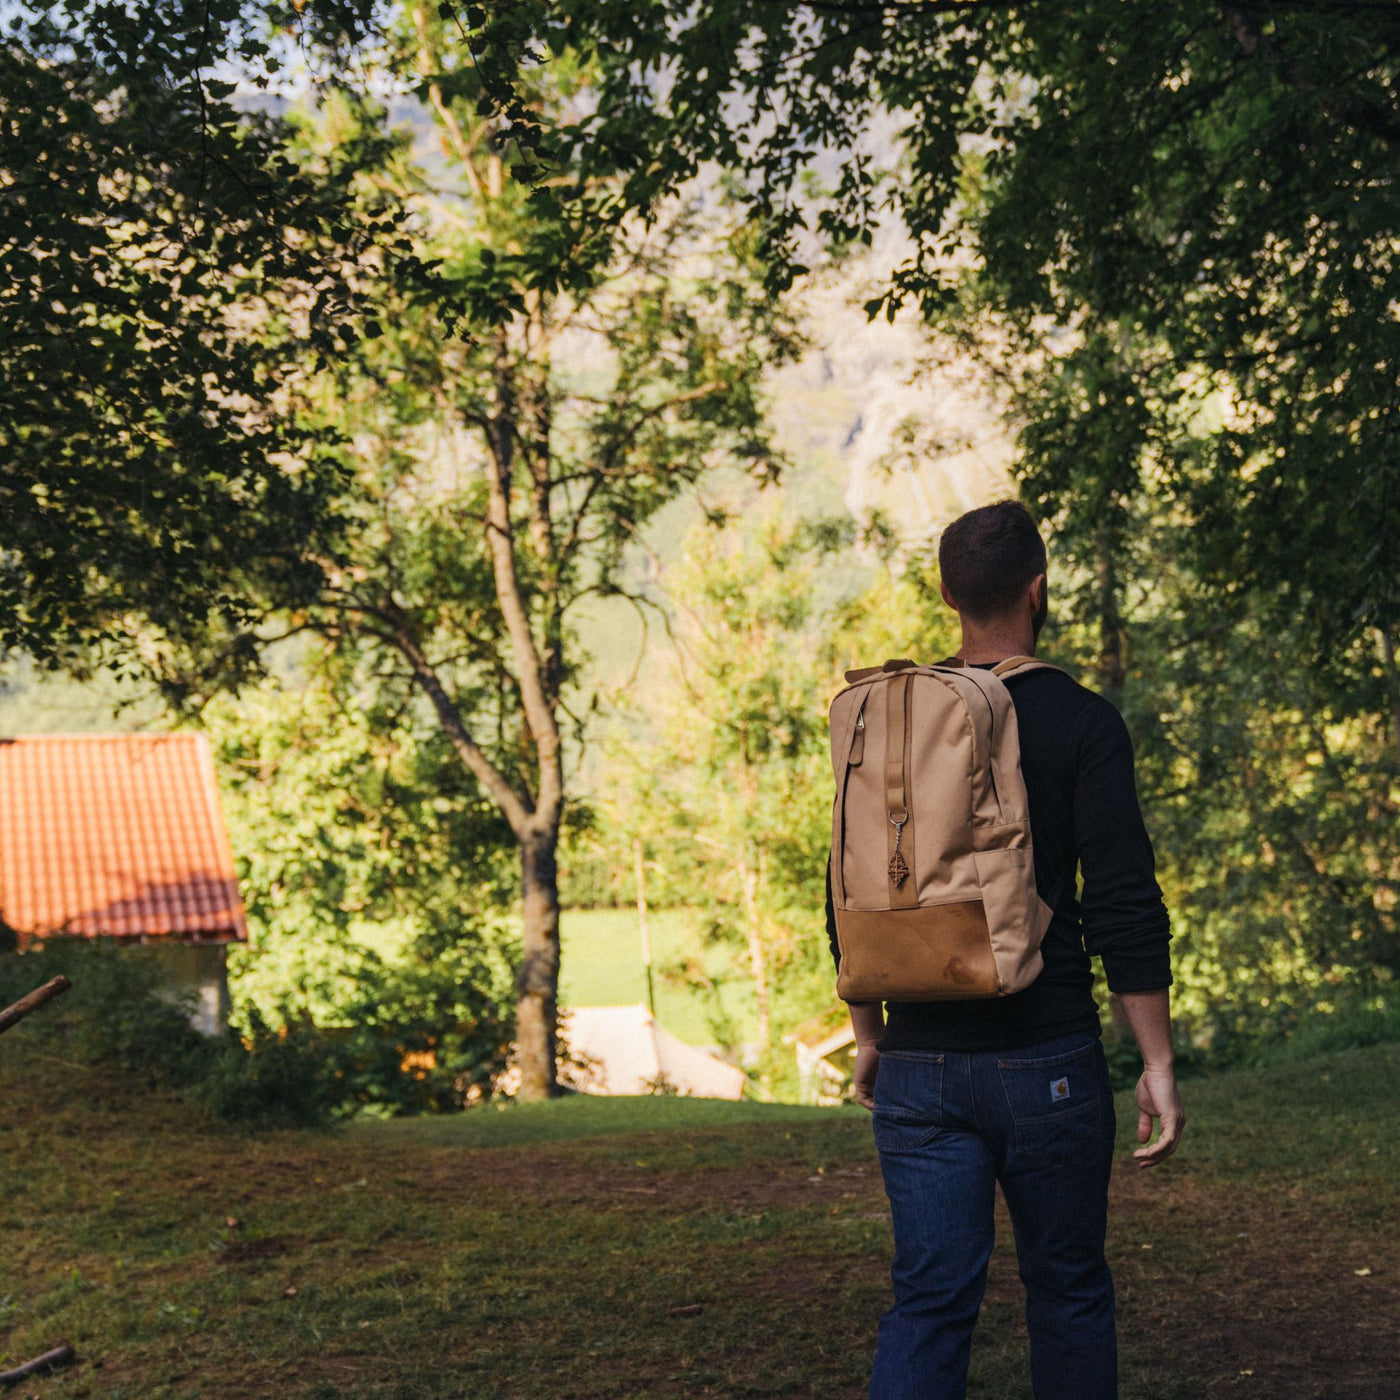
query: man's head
938 500 1048 638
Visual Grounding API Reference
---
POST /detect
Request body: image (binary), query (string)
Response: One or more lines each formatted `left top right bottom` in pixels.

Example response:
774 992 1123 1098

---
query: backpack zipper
849 704 866 765
965 677 1003 820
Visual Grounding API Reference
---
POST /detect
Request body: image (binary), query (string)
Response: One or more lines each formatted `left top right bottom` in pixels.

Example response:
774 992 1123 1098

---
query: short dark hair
938 500 1047 622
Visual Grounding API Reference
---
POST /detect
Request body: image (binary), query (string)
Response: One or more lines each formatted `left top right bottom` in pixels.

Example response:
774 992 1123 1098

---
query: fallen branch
0 1343 76 1386
0 977 72 1037
0 982 79 1391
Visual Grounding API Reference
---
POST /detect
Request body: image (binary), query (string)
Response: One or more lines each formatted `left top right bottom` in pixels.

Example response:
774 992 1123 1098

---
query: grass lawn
2 1034 1397 1399
558 908 759 1048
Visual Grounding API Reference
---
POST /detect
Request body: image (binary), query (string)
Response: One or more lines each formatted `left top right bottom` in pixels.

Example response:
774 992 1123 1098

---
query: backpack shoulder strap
932 654 1064 680
991 655 1063 680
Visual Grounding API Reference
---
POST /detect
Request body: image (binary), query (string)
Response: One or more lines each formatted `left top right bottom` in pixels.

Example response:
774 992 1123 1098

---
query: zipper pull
849 708 866 765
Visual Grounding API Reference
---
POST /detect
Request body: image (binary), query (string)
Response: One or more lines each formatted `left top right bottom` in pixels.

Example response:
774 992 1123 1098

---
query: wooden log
0 1343 76 1385
0 986 78 1392
0 976 72 1038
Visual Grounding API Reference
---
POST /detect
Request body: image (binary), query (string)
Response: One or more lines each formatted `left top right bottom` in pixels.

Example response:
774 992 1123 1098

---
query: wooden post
0 976 71 1038
634 838 656 1020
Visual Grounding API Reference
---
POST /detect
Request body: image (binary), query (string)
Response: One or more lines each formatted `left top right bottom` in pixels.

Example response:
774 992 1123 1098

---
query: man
828 500 1184 1400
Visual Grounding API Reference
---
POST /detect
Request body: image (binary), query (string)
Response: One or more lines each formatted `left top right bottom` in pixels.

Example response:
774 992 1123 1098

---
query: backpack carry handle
844 657 918 684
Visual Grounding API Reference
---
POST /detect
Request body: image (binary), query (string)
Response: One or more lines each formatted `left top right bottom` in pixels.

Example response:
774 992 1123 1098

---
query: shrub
0 936 514 1125
197 1011 344 1125
1249 995 1400 1066
0 939 215 1086
309 931 514 1117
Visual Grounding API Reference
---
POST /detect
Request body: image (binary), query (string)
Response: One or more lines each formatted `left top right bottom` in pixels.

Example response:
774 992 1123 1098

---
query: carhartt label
1050 1077 1070 1103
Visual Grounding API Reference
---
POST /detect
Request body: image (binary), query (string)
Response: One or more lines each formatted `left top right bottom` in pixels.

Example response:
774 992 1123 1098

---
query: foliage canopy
471 0 1400 666
1 1 419 671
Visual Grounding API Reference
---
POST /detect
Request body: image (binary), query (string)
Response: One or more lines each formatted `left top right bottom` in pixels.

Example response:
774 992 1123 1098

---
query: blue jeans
869 1032 1118 1400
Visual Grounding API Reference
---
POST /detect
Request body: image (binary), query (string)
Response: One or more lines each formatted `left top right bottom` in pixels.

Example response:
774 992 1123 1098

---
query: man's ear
1029 573 1047 611
939 579 956 610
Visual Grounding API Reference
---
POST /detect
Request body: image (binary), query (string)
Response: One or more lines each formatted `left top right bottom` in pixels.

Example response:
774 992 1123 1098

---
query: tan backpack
828 655 1057 1003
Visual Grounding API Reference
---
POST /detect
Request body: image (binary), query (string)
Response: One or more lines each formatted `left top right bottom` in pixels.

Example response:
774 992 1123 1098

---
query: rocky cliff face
768 247 1013 548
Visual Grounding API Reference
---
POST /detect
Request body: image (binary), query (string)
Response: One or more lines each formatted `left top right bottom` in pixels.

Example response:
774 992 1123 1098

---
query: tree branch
1225 2 1400 151
386 617 533 835
484 335 565 828
339 592 534 835
413 3 486 198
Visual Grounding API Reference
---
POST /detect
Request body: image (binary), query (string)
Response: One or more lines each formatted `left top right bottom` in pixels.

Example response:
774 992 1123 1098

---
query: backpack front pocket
973 845 1052 995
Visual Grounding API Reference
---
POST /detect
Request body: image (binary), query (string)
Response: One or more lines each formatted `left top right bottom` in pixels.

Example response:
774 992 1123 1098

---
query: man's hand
846 1000 886 1111
1133 1066 1185 1168
852 1043 880 1111
1117 989 1186 1169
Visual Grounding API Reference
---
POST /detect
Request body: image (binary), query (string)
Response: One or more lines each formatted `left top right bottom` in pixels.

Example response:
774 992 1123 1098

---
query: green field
558 908 760 1048
2 1034 1397 1398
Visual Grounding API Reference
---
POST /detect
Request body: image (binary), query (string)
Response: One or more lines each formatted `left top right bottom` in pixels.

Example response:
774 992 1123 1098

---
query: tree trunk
634 837 657 1020
740 858 772 1052
516 828 562 1100
1380 625 1400 769
1093 521 1125 703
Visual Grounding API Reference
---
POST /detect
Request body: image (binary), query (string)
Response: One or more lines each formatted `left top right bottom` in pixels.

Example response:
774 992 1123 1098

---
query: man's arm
1117 988 1186 1168
848 1000 885 1110
1073 701 1184 1166
828 860 885 1110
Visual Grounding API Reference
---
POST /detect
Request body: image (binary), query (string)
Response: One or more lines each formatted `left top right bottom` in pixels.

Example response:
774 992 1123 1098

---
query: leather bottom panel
835 901 1001 1002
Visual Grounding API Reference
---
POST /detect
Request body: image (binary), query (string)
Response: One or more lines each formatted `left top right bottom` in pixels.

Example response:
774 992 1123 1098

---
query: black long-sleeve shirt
826 664 1172 1052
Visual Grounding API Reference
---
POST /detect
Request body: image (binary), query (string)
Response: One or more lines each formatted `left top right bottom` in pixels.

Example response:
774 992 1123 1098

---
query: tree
471 0 1400 681
259 25 798 1095
2 1 414 671
7 0 796 1096
206 675 518 1112
1056 498 1400 1042
613 516 836 1063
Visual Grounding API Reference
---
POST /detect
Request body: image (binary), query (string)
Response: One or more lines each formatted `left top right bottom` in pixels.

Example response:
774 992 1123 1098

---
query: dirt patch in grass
289 1129 1400 1397
401 1145 884 1212
216 1234 304 1264
1108 1170 1400 1398
435 1128 1400 1400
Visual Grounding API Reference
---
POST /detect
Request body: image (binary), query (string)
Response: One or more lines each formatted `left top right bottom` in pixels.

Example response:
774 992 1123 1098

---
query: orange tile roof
0 734 246 943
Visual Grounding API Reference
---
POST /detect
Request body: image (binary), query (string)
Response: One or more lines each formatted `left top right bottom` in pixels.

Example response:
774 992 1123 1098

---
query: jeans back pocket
996 1039 1108 1157
872 1052 945 1154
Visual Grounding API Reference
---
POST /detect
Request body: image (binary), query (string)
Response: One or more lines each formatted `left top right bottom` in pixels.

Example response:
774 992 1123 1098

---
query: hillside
1 1033 1396 1398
